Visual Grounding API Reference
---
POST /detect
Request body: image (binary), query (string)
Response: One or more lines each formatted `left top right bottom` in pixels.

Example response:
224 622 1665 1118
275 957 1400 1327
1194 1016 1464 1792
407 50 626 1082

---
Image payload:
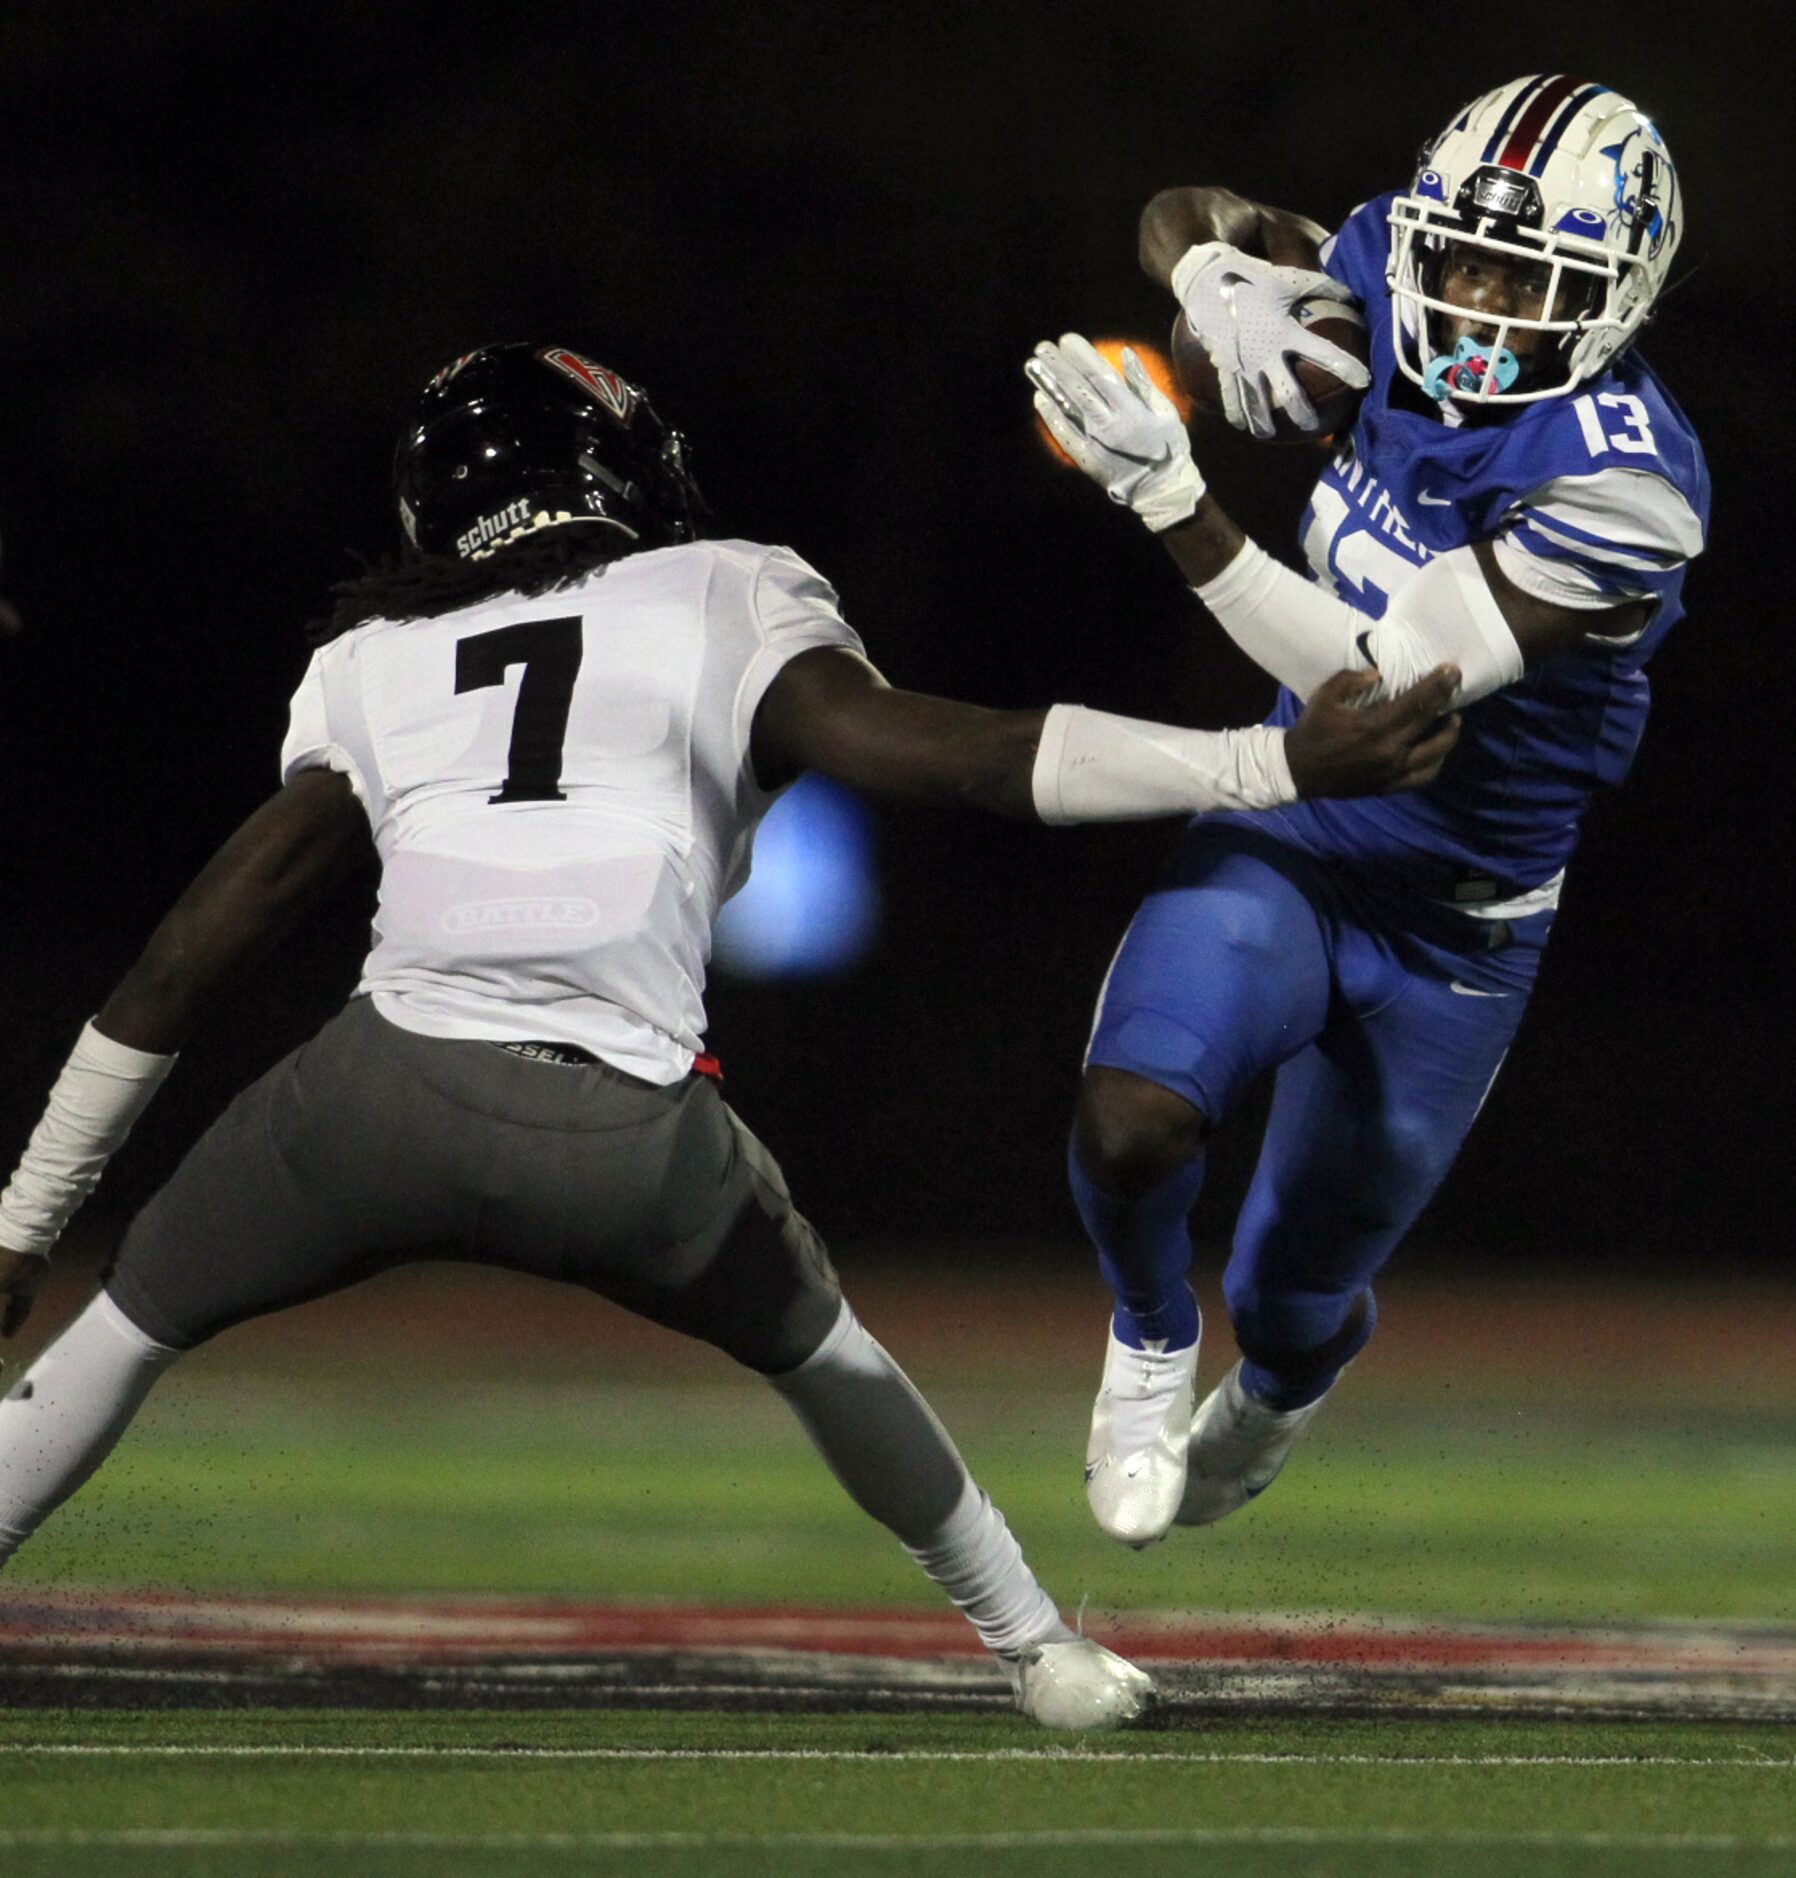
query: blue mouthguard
1423 336 1521 401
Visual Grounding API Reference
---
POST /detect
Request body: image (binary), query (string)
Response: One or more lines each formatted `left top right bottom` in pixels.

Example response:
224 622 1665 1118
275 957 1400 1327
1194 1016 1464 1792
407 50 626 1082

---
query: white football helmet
1387 76 1681 406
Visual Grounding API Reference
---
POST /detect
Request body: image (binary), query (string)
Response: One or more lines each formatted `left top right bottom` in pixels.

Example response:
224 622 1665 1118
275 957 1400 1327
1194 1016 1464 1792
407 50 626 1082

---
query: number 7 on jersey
454 616 585 803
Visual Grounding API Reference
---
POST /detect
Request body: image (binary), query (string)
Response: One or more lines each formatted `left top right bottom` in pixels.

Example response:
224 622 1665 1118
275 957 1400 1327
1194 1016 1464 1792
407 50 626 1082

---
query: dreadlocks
308 528 629 647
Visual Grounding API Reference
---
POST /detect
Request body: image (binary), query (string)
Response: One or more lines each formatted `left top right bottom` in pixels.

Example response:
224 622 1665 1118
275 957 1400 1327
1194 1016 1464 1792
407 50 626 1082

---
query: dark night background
0 5 1786 1280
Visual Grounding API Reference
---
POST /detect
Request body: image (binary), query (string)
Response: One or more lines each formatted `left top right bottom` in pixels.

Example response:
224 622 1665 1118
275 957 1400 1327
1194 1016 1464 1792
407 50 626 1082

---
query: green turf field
11 1364 1794 1623
4 1265 1793 1874
2 1712 1793 1877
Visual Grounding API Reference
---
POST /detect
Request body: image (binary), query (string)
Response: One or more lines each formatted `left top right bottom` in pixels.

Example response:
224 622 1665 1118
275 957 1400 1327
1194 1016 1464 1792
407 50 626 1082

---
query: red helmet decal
427 351 479 392
540 347 636 422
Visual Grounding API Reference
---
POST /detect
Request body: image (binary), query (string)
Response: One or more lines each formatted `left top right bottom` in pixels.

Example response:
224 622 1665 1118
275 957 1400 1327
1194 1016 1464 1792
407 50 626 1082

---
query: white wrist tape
1032 705 1295 825
1194 540 1524 706
1134 455 1207 533
0 1023 176 1258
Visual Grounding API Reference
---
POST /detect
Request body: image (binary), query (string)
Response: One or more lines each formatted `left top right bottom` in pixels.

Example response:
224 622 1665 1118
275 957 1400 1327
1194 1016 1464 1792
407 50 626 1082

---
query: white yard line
2 1744 1793 1766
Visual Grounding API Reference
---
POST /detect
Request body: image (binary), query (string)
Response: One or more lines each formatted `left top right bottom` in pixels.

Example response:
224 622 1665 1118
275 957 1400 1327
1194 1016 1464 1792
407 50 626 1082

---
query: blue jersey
1250 192 1710 901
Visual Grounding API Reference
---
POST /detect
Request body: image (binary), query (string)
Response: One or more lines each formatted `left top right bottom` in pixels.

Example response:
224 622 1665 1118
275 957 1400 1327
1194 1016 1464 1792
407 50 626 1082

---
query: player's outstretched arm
751 645 1458 829
752 648 1049 819
0 771 370 1332
1028 335 1646 705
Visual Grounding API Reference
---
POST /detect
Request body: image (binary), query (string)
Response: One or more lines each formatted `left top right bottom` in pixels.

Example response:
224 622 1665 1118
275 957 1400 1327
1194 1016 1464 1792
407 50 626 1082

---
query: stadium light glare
713 773 881 978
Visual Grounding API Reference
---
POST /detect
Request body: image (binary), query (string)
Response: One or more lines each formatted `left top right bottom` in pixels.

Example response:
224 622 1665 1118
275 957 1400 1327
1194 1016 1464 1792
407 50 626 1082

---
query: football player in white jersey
0 343 1461 1728
1027 77 1706 1549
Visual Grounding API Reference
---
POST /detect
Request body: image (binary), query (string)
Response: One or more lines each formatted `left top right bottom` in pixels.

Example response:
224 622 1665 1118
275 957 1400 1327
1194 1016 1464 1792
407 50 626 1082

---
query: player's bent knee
736 1276 847 1376
1073 1067 1211 1201
93 1288 186 1361
681 1184 846 1377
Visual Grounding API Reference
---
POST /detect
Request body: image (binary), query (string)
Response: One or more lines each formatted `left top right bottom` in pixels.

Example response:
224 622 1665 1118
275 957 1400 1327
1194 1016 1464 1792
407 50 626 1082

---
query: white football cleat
1085 1324 1199 1548
1176 1359 1330 1527
1002 1637 1155 1730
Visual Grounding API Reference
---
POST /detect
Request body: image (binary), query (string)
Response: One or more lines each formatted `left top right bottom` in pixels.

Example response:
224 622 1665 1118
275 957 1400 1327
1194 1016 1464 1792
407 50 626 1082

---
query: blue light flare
713 773 881 978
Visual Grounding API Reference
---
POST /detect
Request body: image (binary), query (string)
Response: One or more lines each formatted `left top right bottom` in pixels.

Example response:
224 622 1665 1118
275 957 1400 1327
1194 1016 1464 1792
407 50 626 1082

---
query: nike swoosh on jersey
1417 490 1454 506
1449 982 1510 997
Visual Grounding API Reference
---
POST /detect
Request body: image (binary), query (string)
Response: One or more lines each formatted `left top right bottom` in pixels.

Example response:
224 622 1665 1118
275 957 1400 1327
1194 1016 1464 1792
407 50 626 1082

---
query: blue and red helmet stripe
1528 83 1612 176
1495 74 1589 172
1480 75 1551 164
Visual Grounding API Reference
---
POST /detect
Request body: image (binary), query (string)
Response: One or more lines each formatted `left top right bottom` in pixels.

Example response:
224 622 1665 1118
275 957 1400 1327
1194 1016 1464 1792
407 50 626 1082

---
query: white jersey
280 539 864 1083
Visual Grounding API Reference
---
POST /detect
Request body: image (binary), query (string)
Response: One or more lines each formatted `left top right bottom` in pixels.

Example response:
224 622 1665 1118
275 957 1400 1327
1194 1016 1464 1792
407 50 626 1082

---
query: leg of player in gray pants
0 1001 1149 1722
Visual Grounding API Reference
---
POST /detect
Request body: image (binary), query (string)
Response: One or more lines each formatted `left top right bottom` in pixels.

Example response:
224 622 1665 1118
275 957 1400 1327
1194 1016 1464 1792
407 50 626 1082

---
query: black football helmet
393 343 705 559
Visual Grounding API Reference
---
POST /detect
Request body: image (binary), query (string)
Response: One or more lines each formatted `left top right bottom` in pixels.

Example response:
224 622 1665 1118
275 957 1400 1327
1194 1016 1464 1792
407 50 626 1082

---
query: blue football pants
1080 820 1547 1402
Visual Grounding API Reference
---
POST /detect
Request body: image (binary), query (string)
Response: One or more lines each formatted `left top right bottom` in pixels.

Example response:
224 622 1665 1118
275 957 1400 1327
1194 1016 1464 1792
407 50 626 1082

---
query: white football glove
1027 334 1204 533
1171 241 1371 441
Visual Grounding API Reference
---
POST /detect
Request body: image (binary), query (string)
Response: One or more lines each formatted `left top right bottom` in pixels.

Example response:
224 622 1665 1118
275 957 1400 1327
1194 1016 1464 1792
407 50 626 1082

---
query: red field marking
5 1588 1794 1679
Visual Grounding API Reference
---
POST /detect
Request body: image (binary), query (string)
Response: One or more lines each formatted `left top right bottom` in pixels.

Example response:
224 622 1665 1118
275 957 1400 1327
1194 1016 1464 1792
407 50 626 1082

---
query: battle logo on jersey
540 348 637 423
441 897 600 936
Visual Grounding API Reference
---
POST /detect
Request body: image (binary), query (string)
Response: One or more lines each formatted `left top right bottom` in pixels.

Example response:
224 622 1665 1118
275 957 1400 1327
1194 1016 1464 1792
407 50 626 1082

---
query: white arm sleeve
1031 707 1295 825
1194 540 1524 708
0 1024 177 1258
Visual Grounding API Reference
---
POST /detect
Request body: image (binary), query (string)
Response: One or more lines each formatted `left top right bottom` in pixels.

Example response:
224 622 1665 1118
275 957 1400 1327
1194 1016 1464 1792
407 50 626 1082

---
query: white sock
903 1478 1074 1657
1104 1325 1202 1457
0 1290 180 1565
771 1302 1069 1655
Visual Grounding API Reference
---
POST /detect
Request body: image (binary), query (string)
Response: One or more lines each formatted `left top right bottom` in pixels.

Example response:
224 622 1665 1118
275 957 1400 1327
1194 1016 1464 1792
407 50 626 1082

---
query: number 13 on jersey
1574 392 1658 459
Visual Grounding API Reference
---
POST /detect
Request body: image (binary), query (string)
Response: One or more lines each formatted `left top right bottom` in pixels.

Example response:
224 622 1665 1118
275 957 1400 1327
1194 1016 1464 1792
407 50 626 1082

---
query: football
1171 297 1370 443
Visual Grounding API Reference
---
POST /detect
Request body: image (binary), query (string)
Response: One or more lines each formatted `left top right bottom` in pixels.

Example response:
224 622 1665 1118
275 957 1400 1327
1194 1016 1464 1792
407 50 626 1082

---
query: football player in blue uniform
1026 75 1708 1547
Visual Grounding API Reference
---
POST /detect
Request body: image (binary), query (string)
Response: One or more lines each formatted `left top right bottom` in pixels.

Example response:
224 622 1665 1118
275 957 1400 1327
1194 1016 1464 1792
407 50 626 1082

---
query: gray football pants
106 998 844 1372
